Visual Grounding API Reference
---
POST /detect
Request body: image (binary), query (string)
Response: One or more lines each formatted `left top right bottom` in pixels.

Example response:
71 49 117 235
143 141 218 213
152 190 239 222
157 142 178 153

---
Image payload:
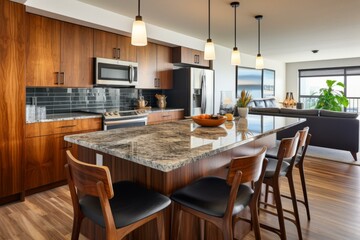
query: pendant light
131 0 147 46
255 15 264 69
230 2 240 65
204 0 215 60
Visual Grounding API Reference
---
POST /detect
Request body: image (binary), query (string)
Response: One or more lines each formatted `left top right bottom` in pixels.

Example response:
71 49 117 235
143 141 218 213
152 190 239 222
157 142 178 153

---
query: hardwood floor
0 157 359 240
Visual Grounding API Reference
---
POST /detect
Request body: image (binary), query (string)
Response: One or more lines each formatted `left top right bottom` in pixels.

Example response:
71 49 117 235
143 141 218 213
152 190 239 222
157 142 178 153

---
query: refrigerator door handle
201 74 206 114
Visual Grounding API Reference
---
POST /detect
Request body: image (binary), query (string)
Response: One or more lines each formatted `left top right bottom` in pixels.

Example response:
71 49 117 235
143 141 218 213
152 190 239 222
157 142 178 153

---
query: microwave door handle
129 66 133 83
201 75 206 114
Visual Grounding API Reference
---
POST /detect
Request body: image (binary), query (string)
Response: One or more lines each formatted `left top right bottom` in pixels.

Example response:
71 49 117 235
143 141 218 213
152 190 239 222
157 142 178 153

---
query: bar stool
170 147 268 240
266 127 312 220
65 150 171 240
259 132 302 240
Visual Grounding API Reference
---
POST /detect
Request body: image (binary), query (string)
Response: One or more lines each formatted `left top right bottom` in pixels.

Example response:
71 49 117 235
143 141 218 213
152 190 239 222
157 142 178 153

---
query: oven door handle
105 117 147 126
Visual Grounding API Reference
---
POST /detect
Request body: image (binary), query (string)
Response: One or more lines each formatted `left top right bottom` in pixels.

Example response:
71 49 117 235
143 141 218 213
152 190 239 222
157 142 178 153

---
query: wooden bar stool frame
259 132 303 240
65 150 168 240
171 147 269 240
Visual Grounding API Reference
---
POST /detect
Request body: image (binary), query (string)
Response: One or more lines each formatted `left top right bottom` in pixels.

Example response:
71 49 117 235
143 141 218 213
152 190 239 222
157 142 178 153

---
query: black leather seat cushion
266 146 301 165
79 181 171 228
265 158 290 178
170 176 253 218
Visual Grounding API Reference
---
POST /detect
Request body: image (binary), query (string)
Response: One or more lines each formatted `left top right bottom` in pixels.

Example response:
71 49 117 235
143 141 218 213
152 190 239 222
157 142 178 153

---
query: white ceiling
79 0 360 63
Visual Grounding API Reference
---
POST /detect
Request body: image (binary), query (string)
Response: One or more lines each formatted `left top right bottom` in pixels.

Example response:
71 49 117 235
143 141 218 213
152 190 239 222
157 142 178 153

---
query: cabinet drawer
147 110 184 125
26 118 102 137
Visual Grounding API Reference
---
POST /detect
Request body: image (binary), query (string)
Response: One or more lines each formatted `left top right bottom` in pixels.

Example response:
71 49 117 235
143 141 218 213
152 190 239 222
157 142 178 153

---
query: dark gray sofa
249 98 359 161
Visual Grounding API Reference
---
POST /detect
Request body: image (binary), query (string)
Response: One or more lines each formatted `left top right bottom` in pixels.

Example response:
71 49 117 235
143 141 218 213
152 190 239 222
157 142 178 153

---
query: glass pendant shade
204 39 216 60
131 16 147 46
231 47 240 65
255 54 264 69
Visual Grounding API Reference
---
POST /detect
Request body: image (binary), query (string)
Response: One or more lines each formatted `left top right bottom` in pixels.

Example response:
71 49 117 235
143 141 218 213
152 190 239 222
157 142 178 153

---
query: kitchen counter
65 115 304 172
26 108 183 124
26 112 102 124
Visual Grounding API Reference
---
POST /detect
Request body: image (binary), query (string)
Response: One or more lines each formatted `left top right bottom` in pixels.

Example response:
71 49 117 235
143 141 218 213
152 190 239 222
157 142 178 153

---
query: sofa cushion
280 108 319 116
319 110 359 118
254 100 266 108
264 98 277 108
251 107 280 114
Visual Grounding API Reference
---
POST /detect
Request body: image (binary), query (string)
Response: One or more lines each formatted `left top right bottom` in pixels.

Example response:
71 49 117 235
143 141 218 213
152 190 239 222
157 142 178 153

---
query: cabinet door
117 35 137 62
137 42 157 89
157 45 173 89
94 29 118 59
172 47 209 67
26 14 61 86
0 1 25 199
61 22 93 87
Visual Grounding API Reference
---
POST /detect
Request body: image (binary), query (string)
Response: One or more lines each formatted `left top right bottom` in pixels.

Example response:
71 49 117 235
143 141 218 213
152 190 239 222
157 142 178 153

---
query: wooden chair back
298 127 310 150
277 132 300 160
227 146 267 185
65 150 114 199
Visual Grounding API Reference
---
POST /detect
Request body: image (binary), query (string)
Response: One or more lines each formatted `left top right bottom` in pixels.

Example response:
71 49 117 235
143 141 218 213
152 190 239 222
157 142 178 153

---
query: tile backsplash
26 87 164 114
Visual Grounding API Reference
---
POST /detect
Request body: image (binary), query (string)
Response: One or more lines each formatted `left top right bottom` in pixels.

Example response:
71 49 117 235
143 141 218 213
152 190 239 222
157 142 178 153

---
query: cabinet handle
113 48 117 59
194 54 200 64
55 72 60 84
59 72 65 85
58 125 76 128
117 48 121 59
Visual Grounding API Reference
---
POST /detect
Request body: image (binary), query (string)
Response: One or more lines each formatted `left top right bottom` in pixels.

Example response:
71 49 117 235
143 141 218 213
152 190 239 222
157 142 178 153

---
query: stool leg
200 219 205 240
156 211 166 240
298 165 311 220
288 174 303 240
171 203 182 240
272 179 287 240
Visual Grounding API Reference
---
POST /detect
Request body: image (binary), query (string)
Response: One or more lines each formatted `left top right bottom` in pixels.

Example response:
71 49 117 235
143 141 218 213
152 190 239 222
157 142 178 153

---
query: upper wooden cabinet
26 14 93 87
94 30 137 62
137 43 173 89
172 46 209 68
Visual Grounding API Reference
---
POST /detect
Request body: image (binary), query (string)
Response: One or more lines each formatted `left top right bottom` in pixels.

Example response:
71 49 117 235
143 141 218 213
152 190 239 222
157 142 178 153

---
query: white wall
212 47 286 113
286 57 360 98
23 0 286 113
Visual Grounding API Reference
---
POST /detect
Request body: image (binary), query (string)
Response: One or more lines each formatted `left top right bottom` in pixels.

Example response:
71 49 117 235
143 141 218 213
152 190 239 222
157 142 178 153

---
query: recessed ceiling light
312 50 319 53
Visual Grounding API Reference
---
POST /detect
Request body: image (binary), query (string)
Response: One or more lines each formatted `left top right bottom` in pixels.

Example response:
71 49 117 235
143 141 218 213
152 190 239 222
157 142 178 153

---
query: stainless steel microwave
95 58 138 87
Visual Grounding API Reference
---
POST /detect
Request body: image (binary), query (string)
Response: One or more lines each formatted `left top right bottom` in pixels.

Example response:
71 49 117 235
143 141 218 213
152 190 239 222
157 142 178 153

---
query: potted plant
236 90 252 118
315 80 349 111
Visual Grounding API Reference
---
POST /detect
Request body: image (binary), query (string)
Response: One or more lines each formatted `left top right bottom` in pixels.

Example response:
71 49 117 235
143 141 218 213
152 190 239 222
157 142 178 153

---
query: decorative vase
237 107 248 118
157 99 167 109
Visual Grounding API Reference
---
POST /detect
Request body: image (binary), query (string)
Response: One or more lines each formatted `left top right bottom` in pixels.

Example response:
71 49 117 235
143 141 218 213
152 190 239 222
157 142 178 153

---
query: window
299 67 360 112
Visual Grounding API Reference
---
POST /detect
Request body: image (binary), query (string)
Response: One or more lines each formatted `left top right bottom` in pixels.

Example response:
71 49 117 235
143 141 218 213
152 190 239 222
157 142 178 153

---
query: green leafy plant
315 80 349 111
236 90 252 107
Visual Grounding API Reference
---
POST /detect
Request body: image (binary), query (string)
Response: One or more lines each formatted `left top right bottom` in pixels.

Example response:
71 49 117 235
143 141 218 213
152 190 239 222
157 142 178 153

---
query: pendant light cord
138 0 141 16
258 18 261 54
208 0 211 39
234 4 237 48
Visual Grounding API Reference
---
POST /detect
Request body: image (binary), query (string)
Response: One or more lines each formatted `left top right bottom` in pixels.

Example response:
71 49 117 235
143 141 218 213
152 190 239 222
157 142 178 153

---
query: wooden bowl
192 116 227 127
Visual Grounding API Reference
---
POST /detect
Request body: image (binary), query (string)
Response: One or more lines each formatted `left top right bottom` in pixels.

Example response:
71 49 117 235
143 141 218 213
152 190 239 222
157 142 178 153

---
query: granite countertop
26 108 183 124
26 112 102 124
65 115 305 172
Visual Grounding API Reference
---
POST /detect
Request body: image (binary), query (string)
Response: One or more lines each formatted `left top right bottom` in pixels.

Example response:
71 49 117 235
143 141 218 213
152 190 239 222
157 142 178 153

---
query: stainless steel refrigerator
167 67 214 116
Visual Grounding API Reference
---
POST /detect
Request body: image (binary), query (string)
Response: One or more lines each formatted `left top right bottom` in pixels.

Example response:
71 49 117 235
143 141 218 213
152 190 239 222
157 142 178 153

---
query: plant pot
237 107 248 118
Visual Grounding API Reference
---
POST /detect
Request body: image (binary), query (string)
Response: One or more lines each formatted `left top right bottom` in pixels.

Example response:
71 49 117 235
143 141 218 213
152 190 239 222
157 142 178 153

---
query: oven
102 110 148 130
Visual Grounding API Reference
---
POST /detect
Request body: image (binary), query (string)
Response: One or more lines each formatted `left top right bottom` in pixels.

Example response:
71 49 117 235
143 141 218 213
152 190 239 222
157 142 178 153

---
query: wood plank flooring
0 157 359 240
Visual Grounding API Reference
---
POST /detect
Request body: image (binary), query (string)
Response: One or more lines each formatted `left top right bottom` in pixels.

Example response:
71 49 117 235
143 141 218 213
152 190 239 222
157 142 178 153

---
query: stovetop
84 109 148 120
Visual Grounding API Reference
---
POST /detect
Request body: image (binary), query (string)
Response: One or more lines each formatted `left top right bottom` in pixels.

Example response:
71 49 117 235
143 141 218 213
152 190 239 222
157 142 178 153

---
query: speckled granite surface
26 112 102 123
26 108 183 123
65 115 304 172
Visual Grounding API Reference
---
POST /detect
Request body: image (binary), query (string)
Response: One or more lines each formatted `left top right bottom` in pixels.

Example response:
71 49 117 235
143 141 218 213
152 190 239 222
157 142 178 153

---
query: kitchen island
65 115 304 240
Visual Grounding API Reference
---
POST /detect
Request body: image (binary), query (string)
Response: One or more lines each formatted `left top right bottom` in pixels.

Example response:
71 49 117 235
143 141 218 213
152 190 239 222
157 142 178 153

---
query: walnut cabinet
0 1 26 204
25 118 102 193
26 14 93 87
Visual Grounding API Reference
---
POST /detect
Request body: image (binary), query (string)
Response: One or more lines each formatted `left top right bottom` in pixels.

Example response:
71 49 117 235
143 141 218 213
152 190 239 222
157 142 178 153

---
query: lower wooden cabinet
25 118 101 193
147 110 184 125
